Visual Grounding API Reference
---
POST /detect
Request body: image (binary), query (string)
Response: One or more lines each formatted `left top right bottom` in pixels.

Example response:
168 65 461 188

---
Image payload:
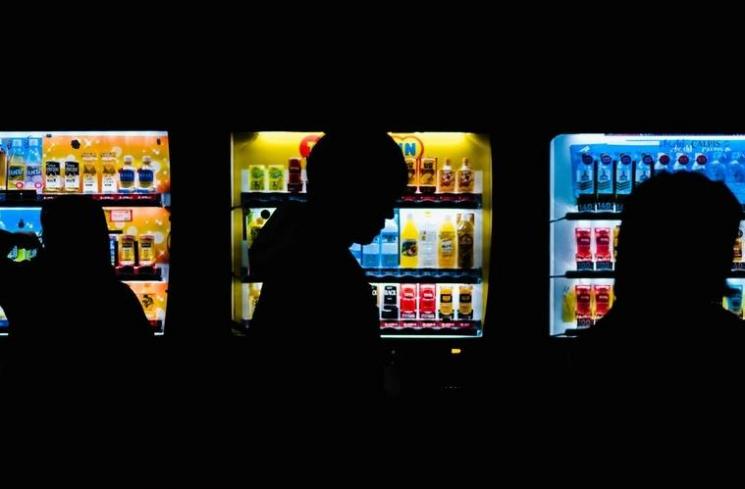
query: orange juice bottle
400 213 419 268
438 215 456 268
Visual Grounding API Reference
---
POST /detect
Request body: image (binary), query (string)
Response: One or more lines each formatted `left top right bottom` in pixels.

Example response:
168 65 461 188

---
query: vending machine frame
549 134 745 338
0 130 172 336
230 129 493 343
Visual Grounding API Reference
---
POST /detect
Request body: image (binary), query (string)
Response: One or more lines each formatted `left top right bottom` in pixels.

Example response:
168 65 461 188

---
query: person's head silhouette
614 172 741 310
306 131 407 245
40 196 113 277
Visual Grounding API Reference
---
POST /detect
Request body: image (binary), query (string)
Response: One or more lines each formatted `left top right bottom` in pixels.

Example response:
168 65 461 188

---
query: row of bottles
405 157 475 194
571 222 745 272
246 159 304 193
571 143 745 212
574 225 619 271
563 283 614 328
242 156 477 195
0 139 155 193
113 234 156 267
562 280 745 331
350 211 476 269
243 208 477 272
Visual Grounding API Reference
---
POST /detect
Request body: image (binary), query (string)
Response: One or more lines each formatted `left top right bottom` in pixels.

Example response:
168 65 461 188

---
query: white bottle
419 211 437 268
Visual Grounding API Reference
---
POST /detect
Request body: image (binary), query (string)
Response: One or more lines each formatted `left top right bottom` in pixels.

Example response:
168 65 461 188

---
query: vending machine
0 131 171 334
550 134 745 336
231 132 492 342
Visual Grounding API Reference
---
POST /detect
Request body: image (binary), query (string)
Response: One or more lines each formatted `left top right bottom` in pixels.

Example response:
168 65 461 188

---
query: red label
419 284 436 319
400 284 417 318
595 228 611 261
594 285 612 318
299 135 321 158
576 285 592 318
575 228 592 261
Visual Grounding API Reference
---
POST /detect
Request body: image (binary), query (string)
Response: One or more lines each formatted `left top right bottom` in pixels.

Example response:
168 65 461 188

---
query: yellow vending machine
231 131 491 341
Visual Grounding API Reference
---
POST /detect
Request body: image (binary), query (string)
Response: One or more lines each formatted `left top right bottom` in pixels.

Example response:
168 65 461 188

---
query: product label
401 239 417 257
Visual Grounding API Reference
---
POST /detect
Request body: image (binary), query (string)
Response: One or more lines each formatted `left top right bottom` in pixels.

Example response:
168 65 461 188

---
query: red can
575 285 592 319
419 284 436 320
400 284 417 319
575 228 592 265
594 228 611 262
594 284 612 319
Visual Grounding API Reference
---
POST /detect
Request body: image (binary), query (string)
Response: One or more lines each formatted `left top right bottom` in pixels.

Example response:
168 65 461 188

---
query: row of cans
564 283 614 328
371 283 475 321
575 226 619 271
574 224 745 272
566 281 745 330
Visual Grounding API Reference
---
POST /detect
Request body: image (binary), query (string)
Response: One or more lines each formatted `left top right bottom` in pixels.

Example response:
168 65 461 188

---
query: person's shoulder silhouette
0 195 152 341
574 171 745 398
0 196 154 408
249 131 407 402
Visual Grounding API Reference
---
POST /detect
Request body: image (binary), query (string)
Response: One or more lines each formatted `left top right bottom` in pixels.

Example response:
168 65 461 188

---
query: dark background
2 9 744 474
3 56 745 405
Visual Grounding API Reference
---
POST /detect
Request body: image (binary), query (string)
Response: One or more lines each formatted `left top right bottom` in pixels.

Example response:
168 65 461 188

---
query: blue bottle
380 217 399 268
362 234 381 268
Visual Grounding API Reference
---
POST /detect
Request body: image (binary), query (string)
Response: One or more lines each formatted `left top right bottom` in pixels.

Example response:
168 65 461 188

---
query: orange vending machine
0 131 171 334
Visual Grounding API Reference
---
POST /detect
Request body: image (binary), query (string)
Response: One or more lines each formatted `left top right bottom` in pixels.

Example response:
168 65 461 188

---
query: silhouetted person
573 172 745 406
0 196 153 405
249 131 407 404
